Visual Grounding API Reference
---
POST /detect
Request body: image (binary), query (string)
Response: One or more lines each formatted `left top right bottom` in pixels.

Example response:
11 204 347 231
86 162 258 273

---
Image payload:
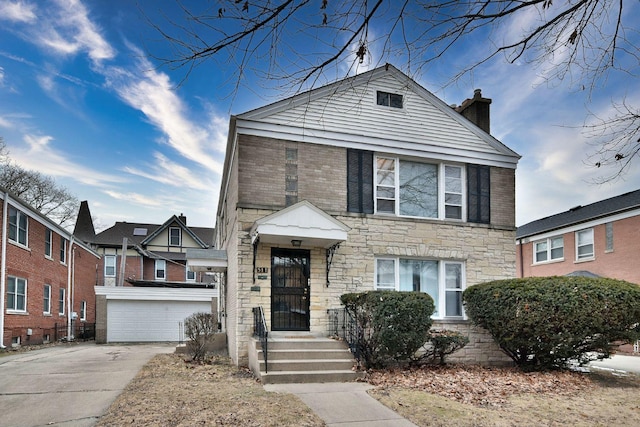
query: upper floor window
60 238 67 264
104 255 116 277
169 227 181 246
43 284 51 314
375 258 465 318
534 236 564 263
7 276 27 312
186 267 196 282
9 206 28 246
375 156 464 220
576 228 594 260
45 228 52 258
376 91 403 108
155 259 166 280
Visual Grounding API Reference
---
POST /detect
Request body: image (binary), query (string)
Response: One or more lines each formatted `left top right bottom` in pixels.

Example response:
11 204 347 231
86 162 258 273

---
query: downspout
0 193 8 348
67 236 75 339
517 238 524 278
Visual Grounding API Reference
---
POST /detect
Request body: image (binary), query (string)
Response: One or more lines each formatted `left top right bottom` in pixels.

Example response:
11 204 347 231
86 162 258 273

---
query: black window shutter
347 149 373 213
467 164 490 223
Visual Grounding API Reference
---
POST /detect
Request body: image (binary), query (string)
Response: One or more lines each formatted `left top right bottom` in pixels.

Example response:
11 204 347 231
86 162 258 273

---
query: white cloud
122 152 214 191
0 115 11 128
104 49 225 174
0 0 36 23
9 133 127 186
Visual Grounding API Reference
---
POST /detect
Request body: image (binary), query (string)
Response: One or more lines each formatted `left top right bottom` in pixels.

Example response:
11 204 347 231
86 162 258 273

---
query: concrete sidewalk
264 382 417 427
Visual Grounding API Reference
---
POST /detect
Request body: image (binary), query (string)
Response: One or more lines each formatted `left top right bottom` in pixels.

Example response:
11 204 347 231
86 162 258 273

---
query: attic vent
569 205 582 212
133 227 148 236
376 91 403 108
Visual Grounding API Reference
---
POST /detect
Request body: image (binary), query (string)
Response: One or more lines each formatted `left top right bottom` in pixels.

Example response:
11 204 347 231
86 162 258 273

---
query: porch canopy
251 200 350 248
186 248 228 272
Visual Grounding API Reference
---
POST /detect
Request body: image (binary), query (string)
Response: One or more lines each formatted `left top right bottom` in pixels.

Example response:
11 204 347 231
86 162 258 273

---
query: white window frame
169 227 181 246
533 236 564 264
43 284 51 315
59 288 65 315
60 238 67 264
155 259 167 280
45 228 52 258
374 257 465 319
8 206 28 247
104 255 116 277
186 267 196 282
7 276 27 313
374 156 465 220
80 301 87 321
376 90 404 109
576 228 594 260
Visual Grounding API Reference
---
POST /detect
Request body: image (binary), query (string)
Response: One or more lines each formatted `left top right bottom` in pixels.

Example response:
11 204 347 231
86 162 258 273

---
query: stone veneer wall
230 206 516 366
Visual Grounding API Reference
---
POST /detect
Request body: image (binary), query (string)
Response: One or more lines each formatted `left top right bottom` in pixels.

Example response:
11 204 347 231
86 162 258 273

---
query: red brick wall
517 215 640 284
1 202 100 346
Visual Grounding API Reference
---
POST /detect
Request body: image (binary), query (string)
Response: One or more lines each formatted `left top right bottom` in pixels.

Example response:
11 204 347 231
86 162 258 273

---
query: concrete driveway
589 354 640 375
0 342 175 427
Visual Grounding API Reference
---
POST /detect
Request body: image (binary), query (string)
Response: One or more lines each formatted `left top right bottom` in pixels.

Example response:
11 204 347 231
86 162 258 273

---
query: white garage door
107 299 211 342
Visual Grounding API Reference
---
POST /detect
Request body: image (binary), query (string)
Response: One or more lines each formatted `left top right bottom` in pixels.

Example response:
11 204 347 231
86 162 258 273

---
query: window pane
376 199 395 213
445 205 462 219
550 247 563 259
376 259 395 289
376 91 389 106
535 241 547 262
445 263 462 289
390 93 403 108
399 161 438 217
376 158 395 185
445 291 462 316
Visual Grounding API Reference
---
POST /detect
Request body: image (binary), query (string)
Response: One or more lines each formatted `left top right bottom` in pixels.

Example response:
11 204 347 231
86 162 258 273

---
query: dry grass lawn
97 353 640 426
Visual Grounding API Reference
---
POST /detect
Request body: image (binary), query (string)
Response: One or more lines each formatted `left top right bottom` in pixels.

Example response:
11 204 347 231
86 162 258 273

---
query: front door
271 248 310 331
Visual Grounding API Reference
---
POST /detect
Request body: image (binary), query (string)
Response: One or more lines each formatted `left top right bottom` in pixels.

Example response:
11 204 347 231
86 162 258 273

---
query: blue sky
0 0 639 232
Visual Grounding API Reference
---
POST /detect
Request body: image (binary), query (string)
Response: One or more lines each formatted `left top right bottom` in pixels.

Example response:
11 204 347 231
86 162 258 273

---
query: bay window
375 258 465 318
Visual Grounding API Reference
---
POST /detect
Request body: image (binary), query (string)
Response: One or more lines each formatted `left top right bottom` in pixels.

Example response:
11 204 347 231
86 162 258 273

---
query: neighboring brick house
191 64 521 367
516 189 640 284
1 188 100 348
74 202 215 288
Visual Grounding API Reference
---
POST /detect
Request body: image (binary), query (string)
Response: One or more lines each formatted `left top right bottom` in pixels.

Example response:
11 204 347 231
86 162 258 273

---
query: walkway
264 382 418 427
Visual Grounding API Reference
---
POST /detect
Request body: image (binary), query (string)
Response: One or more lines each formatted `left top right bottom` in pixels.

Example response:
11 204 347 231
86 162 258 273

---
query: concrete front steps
248 333 362 384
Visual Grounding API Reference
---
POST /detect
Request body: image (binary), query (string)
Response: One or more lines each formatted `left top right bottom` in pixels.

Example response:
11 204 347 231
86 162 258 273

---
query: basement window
377 91 403 109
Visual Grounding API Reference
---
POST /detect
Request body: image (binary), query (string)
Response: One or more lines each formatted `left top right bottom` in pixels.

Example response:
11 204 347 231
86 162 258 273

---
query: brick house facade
1 189 100 347
197 65 520 366
516 189 640 284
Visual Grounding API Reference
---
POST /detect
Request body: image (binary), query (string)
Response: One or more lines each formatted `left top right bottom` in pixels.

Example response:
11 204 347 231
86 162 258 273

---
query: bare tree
0 137 79 228
151 0 638 178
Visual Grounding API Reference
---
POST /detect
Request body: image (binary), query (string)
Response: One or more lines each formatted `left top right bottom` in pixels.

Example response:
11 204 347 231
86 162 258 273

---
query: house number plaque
256 267 268 273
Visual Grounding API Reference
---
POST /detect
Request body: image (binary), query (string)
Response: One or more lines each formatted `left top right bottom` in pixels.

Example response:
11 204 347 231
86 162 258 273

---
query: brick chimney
178 213 187 225
455 89 491 134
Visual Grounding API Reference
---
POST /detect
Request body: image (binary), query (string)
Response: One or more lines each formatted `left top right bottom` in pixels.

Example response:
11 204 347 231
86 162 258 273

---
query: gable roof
73 200 96 243
235 64 520 169
140 215 208 248
93 217 214 248
517 189 640 239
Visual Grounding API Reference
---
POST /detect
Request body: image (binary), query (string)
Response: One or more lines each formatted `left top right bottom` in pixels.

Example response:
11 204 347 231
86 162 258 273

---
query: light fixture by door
291 239 302 247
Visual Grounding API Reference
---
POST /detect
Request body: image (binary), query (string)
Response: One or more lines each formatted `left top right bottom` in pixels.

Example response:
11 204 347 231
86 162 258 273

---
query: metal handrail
252 306 269 373
327 308 362 362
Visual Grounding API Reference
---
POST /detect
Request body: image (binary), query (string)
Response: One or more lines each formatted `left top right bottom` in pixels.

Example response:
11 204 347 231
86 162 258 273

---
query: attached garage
95 287 218 343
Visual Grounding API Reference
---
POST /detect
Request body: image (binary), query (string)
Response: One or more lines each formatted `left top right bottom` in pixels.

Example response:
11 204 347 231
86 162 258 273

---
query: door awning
251 201 350 248
186 248 228 272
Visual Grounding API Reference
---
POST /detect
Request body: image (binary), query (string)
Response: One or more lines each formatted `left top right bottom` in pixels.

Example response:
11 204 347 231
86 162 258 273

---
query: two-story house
74 201 215 288
516 189 640 284
1 188 100 348
193 64 520 369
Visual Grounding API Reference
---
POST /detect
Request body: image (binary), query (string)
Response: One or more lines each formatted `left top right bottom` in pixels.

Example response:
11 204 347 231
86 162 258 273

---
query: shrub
341 291 435 368
412 330 470 366
184 312 218 361
463 276 640 370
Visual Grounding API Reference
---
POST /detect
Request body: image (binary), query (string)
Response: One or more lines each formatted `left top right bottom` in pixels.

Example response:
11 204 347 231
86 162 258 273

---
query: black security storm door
271 248 311 331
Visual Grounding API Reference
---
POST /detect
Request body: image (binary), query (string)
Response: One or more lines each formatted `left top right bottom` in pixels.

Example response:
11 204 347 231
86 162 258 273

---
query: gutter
0 193 7 348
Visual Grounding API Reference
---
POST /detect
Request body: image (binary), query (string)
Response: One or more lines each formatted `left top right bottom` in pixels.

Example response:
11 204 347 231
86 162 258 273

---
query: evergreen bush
341 290 434 368
463 276 640 370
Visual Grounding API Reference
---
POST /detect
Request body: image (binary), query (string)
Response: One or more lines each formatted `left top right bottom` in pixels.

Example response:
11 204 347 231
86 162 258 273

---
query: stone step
260 369 362 385
259 358 356 372
259 338 348 351
257 348 353 360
